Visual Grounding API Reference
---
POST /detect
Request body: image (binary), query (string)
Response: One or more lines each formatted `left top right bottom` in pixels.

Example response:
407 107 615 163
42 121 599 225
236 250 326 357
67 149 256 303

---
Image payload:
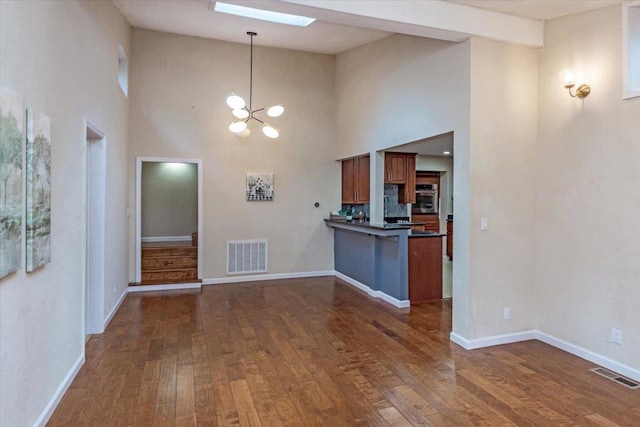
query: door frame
84 119 106 336
135 157 203 283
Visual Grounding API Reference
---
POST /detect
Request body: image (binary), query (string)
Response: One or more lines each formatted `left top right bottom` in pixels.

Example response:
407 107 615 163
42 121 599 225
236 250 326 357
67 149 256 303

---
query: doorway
85 120 106 335
135 157 203 285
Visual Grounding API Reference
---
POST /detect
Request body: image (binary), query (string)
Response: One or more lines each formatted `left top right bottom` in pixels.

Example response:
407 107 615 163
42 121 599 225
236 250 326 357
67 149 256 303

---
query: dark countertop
324 218 410 230
408 230 445 238
324 219 445 238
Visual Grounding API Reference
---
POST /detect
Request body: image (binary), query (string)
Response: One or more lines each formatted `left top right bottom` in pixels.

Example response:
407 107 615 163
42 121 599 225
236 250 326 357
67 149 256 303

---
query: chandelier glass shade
227 32 283 139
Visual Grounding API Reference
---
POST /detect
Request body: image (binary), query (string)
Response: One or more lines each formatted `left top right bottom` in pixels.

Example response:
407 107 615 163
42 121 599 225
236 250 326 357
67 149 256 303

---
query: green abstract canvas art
0 86 24 279
25 108 51 272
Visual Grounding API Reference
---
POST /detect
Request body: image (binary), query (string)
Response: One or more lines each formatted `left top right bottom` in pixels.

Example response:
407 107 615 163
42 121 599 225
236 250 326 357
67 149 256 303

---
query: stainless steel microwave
413 184 438 214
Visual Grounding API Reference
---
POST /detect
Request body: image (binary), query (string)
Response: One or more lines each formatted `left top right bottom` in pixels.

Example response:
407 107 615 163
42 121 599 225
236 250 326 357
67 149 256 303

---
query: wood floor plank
48 278 640 426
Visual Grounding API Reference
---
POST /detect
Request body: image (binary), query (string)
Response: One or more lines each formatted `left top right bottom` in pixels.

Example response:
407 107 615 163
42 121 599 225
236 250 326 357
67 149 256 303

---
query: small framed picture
246 173 274 201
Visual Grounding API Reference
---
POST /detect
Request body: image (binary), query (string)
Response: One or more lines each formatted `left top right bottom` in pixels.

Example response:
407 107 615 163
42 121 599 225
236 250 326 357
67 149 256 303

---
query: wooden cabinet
385 152 416 203
408 236 443 303
402 154 416 204
385 153 407 184
446 220 453 260
342 155 370 204
412 214 439 233
416 171 440 186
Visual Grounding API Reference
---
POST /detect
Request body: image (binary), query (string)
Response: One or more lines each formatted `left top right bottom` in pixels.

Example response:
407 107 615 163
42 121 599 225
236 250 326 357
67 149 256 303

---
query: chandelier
227 32 284 139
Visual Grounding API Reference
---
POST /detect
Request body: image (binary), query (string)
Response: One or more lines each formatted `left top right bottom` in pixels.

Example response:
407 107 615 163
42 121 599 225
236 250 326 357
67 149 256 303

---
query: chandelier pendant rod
248 31 256 115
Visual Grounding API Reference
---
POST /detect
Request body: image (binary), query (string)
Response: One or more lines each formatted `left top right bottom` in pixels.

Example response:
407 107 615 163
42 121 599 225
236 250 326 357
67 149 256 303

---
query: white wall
0 1 130 425
335 34 470 158
335 34 473 335
465 37 538 339
141 162 198 238
128 29 338 280
536 6 640 371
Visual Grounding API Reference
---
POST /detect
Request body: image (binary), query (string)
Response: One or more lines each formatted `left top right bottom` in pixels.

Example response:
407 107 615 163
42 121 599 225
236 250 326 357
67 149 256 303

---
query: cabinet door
356 155 370 203
341 158 356 204
385 153 406 184
408 236 443 303
405 154 416 204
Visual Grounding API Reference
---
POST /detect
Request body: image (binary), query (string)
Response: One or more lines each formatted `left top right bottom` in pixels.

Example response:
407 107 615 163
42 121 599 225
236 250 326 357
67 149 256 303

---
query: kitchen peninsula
324 219 443 307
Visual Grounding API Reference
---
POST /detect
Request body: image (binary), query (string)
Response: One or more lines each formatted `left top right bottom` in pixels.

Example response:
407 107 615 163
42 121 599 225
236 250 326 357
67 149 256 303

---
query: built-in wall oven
413 184 438 214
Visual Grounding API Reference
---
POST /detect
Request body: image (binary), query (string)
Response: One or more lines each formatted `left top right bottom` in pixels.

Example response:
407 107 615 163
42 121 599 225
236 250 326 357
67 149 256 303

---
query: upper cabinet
385 152 416 203
342 155 370 204
384 153 407 184
403 154 416 204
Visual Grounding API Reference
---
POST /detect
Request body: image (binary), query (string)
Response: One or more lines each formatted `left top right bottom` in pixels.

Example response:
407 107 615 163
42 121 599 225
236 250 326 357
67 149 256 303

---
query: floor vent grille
227 240 267 275
590 367 640 389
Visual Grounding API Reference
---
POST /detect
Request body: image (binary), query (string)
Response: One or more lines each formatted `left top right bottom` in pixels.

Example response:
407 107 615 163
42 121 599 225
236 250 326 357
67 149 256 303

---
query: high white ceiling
444 0 622 21
114 0 624 54
113 0 391 54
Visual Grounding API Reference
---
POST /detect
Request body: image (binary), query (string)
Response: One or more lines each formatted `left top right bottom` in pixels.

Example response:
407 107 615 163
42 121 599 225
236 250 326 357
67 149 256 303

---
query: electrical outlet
610 328 623 345
503 307 511 320
481 217 489 230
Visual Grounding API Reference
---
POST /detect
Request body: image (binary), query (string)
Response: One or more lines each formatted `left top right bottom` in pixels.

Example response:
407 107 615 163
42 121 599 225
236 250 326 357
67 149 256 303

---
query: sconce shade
267 105 284 117
561 70 575 88
226 94 246 110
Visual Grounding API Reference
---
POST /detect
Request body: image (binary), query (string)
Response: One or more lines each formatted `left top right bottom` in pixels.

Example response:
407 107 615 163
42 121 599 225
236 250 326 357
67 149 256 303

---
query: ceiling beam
273 0 544 47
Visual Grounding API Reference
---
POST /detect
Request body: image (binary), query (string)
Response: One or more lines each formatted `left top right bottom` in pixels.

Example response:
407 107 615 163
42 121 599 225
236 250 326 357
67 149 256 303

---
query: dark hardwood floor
49 277 639 426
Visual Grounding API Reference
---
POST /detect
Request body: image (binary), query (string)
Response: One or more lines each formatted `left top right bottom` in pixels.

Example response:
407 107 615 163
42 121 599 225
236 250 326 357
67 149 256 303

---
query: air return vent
227 240 267 275
590 367 640 389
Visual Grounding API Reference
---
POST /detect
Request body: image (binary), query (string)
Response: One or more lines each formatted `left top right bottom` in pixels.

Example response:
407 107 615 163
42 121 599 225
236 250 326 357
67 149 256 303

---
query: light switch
481 217 488 230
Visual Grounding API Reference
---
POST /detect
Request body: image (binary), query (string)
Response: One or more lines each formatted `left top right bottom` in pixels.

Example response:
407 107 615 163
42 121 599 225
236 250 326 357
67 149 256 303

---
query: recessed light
211 2 316 27
443 151 451 155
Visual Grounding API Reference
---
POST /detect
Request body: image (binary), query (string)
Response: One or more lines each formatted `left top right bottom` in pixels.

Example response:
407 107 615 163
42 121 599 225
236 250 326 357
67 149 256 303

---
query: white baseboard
127 282 202 292
450 329 640 382
103 288 128 329
334 271 410 308
33 353 84 427
450 330 537 350
203 270 334 285
536 331 640 382
141 235 191 243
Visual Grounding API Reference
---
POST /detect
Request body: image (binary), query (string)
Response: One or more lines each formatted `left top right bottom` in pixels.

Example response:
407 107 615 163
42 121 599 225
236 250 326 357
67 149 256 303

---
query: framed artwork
0 86 24 279
25 108 51 272
246 173 274 201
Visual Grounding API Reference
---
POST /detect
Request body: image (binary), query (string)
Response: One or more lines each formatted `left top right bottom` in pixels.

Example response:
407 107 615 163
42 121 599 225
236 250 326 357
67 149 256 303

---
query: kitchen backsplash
341 203 369 220
340 185 407 219
385 184 408 217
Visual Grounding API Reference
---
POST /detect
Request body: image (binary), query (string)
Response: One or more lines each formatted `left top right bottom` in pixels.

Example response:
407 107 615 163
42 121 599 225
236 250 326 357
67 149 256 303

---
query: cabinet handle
354 192 357 201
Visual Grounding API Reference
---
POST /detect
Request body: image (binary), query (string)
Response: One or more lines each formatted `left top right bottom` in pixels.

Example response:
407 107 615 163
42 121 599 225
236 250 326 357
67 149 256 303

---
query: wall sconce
562 70 591 99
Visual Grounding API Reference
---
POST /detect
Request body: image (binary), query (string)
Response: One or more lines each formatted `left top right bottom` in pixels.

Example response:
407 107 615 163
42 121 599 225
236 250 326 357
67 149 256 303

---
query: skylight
211 2 316 27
